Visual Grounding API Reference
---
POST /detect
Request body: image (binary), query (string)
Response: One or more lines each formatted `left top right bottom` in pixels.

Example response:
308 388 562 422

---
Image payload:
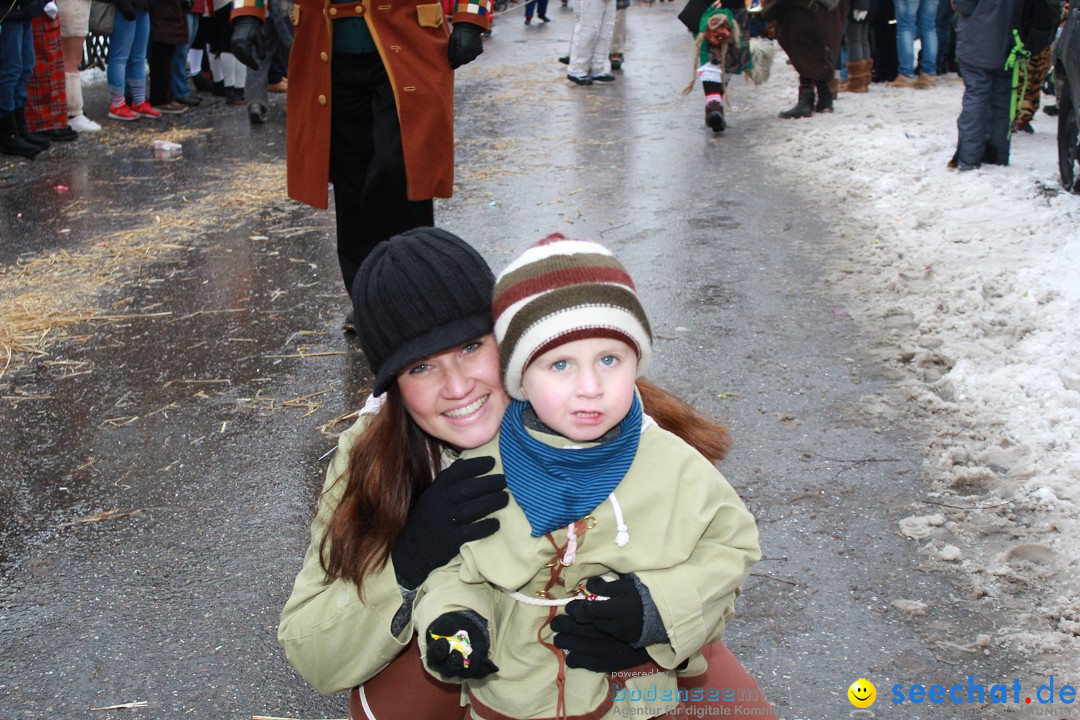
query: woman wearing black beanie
277 226 776 719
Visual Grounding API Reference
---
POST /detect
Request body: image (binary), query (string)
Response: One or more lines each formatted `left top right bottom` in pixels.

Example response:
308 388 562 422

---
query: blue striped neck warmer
499 393 642 537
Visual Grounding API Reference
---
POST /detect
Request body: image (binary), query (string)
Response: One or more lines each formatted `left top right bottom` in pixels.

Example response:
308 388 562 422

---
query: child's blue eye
552 360 569 372
408 363 430 375
600 355 618 366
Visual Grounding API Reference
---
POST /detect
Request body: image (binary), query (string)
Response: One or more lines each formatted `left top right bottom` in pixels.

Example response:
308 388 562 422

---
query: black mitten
447 22 484 69
230 16 267 70
565 575 644 645
426 611 499 679
390 456 508 590
551 614 651 672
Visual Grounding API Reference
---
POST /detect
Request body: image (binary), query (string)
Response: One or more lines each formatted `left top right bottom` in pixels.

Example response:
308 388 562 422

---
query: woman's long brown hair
319 378 730 592
320 384 443 593
636 378 731 464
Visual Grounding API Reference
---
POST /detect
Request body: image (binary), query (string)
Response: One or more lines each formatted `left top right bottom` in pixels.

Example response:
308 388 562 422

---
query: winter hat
492 234 652 401
352 228 495 396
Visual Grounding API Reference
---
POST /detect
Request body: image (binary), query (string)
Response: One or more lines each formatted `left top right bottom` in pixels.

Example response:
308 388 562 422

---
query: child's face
705 19 731 47
520 337 638 443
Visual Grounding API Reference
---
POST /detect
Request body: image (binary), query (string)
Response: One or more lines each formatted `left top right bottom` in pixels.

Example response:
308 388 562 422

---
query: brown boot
848 59 870 93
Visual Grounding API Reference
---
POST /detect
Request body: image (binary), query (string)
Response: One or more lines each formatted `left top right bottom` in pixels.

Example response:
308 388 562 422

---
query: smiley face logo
848 678 876 708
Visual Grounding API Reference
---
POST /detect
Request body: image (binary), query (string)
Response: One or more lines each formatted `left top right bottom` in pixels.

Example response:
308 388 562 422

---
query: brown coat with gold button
236 0 490 209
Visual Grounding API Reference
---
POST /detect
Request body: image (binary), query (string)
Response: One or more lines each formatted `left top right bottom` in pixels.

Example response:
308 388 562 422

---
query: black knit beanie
352 228 495 396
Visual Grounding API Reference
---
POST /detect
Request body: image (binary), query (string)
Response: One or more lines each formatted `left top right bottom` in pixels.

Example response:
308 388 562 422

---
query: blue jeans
955 62 1011 168
525 0 549 18
0 19 35 113
895 0 939 77
107 10 151 97
172 13 200 100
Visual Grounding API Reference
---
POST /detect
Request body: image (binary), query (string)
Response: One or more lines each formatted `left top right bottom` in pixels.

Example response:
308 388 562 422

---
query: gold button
318 95 327 105
328 6 337 14
355 4 363 12
320 51 328 62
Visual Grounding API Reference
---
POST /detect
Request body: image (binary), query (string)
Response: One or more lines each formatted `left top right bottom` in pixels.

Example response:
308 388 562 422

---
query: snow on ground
731 48 1080 663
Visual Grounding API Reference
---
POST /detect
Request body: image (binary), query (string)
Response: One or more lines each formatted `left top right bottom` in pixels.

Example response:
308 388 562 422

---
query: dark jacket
1 0 47 23
150 0 190 42
954 0 1024 68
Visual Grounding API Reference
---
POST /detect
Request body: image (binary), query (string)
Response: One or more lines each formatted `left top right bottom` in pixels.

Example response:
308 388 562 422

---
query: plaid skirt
26 14 68 132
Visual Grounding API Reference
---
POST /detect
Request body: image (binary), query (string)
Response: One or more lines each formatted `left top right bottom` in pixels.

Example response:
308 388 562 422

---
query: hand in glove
230 16 266 71
551 614 651 673
114 0 137 22
447 21 484 69
426 611 499 679
390 456 508 590
565 575 644 645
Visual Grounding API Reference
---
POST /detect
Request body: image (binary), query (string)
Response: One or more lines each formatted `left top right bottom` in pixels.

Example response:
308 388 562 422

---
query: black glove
180 0 194 10
230 16 267 71
426 611 499 679
551 614 651 673
447 21 484 69
390 456 507 590
114 0 136 21
565 575 644 645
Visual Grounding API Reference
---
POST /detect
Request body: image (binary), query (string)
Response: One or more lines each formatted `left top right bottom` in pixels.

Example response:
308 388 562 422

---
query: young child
414 235 761 720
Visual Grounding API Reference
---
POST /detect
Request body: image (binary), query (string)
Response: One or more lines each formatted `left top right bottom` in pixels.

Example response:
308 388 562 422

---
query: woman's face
397 334 510 451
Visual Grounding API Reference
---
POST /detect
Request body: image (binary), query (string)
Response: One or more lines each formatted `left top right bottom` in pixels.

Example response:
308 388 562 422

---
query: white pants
568 0 617 77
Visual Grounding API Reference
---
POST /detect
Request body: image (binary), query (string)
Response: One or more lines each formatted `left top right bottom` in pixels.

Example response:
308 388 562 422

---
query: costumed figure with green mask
682 4 775 134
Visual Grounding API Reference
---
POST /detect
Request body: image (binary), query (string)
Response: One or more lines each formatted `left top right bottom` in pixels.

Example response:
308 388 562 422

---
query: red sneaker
129 100 162 119
108 102 139 121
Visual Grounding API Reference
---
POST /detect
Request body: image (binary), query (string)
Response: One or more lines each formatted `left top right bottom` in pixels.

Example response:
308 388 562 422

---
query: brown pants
349 638 777 720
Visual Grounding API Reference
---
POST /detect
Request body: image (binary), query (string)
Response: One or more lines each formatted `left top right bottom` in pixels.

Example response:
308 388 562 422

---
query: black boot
13 106 51 150
705 97 726 133
0 112 42 158
779 80 814 119
814 80 833 113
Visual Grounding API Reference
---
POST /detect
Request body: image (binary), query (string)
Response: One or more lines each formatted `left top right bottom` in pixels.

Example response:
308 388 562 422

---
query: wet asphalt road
0 6 1026 719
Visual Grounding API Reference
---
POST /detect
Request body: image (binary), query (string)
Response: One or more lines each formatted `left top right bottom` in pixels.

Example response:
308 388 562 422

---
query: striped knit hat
493 234 652 400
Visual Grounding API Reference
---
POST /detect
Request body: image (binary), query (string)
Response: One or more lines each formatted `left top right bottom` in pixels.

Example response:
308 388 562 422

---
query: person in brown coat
229 0 491 325
762 0 850 117
148 0 192 113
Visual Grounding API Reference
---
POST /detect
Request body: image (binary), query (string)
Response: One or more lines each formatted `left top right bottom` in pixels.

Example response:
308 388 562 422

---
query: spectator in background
55 0 102 131
566 0 618 84
949 0 1022 168
242 0 292 124
934 0 956 74
841 0 872 92
0 0 51 156
609 0 629 70
106 0 159 119
524 0 551 23
888 0 938 87
148 0 191 113
763 0 850 116
171 0 205 106
1012 1 1067 132
870 0 897 81
208 0 245 104
26 5 80 141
